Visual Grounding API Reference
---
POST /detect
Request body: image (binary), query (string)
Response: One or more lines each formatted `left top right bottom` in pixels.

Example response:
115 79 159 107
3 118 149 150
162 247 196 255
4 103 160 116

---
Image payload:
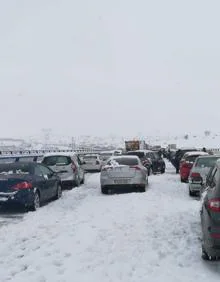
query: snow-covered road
0 162 220 282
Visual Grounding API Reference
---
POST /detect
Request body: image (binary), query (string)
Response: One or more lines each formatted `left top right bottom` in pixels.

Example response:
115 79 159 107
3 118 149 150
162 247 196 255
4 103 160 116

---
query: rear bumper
189 183 202 192
0 190 35 208
101 184 145 193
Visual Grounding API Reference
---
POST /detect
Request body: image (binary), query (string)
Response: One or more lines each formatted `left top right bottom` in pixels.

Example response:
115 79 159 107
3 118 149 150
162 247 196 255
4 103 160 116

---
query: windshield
195 157 220 168
126 152 144 158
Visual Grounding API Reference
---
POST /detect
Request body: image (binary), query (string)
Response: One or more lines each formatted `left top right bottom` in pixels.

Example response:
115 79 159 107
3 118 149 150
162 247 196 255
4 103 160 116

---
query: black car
0 162 62 211
200 160 220 260
126 150 165 174
125 150 152 175
146 151 166 174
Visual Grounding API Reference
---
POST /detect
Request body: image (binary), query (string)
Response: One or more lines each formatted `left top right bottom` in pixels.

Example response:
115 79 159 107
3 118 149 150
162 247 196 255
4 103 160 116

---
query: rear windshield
0 163 31 174
195 157 219 168
108 158 138 166
186 155 200 163
152 152 160 159
0 157 17 163
42 156 71 166
126 152 144 158
84 156 97 160
100 153 112 160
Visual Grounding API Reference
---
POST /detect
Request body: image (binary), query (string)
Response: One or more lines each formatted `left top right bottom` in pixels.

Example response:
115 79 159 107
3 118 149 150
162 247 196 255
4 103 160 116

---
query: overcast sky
0 0 220 139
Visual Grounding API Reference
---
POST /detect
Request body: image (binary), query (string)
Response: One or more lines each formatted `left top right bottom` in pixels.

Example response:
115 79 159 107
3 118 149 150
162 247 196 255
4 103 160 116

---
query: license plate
114 179 129 184
0 197 8 202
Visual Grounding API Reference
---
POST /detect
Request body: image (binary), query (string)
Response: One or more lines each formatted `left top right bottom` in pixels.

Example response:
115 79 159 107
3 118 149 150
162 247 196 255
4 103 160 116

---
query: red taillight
130 165 141 170
71 162 77 172
208 199 220 212
12 181 33 190
190 172 201 178
182 162 193 169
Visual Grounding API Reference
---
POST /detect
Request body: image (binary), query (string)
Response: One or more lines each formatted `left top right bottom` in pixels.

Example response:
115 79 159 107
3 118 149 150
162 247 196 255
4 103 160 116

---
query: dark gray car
200 159 220 260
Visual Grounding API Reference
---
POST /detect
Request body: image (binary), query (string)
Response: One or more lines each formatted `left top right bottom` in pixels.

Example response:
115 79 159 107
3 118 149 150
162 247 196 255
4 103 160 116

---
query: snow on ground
0 162 220 282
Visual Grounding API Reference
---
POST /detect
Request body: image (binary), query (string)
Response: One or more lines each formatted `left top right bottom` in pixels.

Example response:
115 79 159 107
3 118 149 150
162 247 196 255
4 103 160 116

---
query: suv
200 159 220 260
41 153 85 189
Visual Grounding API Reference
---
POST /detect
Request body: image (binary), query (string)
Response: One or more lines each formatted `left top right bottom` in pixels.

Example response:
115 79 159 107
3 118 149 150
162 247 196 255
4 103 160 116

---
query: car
179 151 209 182
100 155 148 194
200 159 220 260
171 148 198 173
125 150 152 175
41 152 85 189
99 151 115 166
0 162 62 211
82 154 103 172
147 151 166 174
188 155 220 196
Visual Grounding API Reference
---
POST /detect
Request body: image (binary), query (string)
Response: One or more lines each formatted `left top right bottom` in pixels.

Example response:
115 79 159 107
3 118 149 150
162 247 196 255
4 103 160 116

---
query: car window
107 158 138 166
39 165 53 176
209 168 217 188
34 165 44 177
195 157 219 168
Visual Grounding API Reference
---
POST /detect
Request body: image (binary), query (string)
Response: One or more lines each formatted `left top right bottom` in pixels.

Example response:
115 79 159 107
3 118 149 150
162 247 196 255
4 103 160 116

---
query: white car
100 155 148 194
41 152 85 189
82 154 103 172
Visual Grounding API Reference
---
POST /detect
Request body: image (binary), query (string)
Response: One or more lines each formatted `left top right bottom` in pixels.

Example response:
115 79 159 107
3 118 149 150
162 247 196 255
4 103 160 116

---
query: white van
41 152 85 189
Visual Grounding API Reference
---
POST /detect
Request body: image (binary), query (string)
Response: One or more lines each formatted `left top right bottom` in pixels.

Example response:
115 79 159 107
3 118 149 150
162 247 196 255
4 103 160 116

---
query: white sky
0 0 220 139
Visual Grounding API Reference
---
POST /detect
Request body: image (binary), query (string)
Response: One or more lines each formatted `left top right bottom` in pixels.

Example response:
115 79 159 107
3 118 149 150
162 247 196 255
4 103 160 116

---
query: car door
33 164 49 202
76 155 84 181
201 167 218 234
39 164 57 200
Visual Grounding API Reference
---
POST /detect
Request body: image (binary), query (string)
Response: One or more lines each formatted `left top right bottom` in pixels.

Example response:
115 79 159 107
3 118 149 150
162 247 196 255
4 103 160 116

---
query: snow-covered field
0 161 220 282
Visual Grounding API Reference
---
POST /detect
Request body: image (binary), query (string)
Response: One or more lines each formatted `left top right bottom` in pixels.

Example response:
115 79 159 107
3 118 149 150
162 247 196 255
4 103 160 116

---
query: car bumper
189 183 202 192
100 177 147 187
0 190 35 208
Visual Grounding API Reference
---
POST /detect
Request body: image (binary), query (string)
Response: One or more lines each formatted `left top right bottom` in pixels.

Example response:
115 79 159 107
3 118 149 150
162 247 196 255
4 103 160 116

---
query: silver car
188 155 220 196
82 154 103 172
41 152 85 189
100 155 148 194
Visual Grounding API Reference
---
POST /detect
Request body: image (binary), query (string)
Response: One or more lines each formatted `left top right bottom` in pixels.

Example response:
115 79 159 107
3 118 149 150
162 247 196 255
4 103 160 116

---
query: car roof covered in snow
196 154 220 159
110 155 139 160
42 152 77 158
184 151 209 157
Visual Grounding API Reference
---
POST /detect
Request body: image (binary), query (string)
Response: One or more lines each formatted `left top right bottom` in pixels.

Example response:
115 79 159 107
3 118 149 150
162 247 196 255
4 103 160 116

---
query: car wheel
201 245 209 260
139 185 146 192
81 174 85 184
101 186 107 194
161 168 165 174
74 176 80 187
189 187 196 197
30 191 40 211
55 184 62 200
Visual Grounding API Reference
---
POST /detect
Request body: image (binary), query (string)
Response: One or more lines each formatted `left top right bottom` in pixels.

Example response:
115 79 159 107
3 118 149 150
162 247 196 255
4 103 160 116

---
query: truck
125 140 146 152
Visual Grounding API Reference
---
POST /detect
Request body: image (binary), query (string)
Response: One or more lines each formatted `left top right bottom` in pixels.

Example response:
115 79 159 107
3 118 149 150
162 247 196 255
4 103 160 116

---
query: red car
180 151 209 182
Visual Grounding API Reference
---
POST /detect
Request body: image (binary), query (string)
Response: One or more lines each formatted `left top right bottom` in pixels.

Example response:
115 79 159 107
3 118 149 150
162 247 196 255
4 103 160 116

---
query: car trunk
106 165 137 178
0 175 29 193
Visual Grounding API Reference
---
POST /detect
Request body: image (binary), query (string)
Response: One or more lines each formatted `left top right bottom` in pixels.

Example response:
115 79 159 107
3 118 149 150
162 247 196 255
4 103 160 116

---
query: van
41 152 85 189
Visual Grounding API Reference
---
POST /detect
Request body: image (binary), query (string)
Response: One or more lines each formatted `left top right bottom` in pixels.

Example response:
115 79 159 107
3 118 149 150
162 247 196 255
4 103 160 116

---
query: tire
201 246 209 260
189 187 196 197
74 176 80 187
139 185 146 192
161 168 165 174
81 174 85 184
30 191 40 211
55 184 62 200
101 187 107 194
